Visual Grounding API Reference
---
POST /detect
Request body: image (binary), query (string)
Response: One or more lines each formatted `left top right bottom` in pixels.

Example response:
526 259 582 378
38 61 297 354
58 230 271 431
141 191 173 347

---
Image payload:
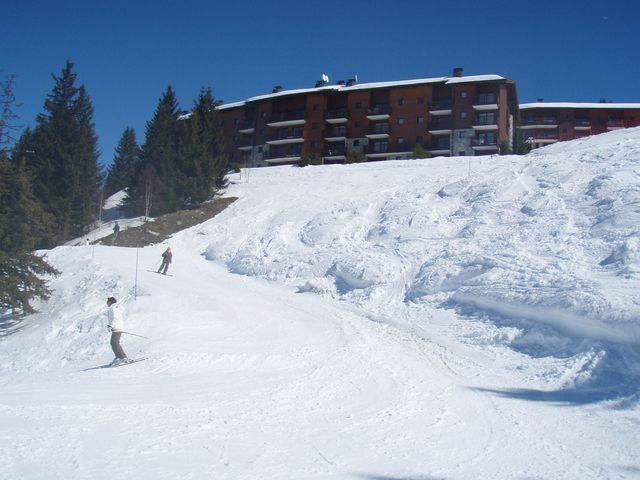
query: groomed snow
2 128 640 479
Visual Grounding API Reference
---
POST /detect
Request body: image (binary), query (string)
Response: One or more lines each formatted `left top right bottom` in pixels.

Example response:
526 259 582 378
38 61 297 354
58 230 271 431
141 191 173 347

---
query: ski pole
117 330 149 339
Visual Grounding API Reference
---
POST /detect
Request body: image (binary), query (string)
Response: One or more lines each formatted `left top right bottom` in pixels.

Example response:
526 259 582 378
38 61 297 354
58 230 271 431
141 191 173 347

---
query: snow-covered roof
214 74 508 110
520 102 640 110
217 101 246 110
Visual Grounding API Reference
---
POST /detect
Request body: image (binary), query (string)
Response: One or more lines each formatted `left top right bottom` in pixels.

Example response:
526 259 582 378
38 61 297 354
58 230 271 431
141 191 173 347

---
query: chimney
452 67 463 77
346 78 357 87
336 80 346 86
537 98 544 102
272 85 283 93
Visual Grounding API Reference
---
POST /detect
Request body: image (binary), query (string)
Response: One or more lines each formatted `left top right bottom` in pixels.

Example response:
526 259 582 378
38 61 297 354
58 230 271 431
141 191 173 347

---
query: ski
146 270 173 277
82 357 147 371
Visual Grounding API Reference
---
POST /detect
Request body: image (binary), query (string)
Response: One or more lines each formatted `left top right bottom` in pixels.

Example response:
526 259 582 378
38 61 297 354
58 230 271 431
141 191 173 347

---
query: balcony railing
367 104 391 115
324 146 346 157
326 126 347 137
475 93 497 105
574 119 591 127
522 117 558 126
429 141 450 150
369 124 389 134
326 108 348 119
429 99 453 110
471 137 497 147
267 130 304 142
266 147 302 160
475 116 497 126
268 110 305 124
369 142 389 154
533 131 558 139
429 119 453 130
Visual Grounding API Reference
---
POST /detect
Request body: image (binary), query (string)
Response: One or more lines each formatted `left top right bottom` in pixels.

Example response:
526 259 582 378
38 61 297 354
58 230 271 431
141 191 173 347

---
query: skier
106 297 130 365
112 221 120 245
157 246 172 275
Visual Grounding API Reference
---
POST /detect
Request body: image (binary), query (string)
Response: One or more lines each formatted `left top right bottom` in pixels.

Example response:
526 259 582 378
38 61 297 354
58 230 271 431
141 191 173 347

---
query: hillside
1 128 640 479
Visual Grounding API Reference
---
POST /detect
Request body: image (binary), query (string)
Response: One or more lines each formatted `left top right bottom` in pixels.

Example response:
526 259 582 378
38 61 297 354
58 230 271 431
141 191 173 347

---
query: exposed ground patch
98 197 237 248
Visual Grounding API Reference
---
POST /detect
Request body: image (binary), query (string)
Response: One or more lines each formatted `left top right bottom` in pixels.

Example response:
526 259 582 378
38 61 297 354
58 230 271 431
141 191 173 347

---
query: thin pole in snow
468 156 471 179
134 247 139 301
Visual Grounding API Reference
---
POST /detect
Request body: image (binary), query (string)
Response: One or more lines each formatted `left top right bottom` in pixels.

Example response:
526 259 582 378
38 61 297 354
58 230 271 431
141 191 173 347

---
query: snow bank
206 127 640 356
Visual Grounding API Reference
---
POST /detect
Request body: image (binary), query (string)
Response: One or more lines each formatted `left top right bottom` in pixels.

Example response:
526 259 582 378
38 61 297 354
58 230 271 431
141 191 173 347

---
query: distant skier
112 221 120 245
157 246 172 275
106 297 130 365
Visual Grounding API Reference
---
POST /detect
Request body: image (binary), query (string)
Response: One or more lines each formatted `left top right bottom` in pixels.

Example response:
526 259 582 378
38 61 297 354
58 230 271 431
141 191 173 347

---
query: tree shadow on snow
0 313 26 338
471 384 639 407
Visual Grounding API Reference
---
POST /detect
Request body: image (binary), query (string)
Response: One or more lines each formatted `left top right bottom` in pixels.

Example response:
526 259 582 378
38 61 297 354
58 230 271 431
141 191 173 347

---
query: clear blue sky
2 0 639 167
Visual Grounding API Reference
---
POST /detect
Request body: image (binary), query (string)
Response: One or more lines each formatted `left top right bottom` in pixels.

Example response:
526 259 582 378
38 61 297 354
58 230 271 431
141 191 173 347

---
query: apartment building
217 69 519 167
519 102 640 149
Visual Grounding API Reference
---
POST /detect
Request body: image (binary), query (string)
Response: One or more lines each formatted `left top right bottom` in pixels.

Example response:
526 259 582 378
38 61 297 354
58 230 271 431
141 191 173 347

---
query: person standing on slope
112 221 120 245
157 246 172 275
106 297 130 365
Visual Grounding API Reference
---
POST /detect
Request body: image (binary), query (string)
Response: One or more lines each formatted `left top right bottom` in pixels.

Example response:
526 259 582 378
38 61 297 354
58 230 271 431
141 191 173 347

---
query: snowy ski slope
1 128 640 479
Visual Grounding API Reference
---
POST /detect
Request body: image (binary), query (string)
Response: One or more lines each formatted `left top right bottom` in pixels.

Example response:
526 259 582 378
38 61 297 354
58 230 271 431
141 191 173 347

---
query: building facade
519 102 640 149
216 69 519 167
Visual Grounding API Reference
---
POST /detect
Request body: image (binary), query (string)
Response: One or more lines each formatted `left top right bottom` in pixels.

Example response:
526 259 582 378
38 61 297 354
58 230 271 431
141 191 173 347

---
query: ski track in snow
2 128 640 479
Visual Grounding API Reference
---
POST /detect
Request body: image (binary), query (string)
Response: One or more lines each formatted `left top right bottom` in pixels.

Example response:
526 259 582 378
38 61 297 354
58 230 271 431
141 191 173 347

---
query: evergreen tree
0 73 21 149
105 127 140 196
0 157 58 314
0 74 58 314
127 86 181 216
19 60 102 245
513 128 532 155
179 87 228 205
412 143 430 159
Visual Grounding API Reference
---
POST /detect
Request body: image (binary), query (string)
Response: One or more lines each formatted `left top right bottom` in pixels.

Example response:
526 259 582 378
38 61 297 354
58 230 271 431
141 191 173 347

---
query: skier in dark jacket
112 221 120 245
158 246 172 275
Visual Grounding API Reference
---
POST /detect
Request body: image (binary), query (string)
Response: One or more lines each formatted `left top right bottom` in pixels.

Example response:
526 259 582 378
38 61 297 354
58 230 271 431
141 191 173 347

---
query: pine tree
19 60 102 245
0 157 59 314
179 87 228 205
105 127 140 196
0 73 59 315
127 86 181 216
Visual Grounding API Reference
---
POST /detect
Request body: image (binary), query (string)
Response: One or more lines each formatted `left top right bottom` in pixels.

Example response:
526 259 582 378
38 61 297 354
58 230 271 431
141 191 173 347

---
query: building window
398 98 405 106
459 152 466 156
460 111 468 119
260 128 266 135
355 101 362 109
397 117 405 125
397 137 405 144
458 131 466 138
418 97 425 105
355 120 361 128
460 91 468 99
417 116 424 124
353 140 360 147
477 112 494 125
258 146 263 153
